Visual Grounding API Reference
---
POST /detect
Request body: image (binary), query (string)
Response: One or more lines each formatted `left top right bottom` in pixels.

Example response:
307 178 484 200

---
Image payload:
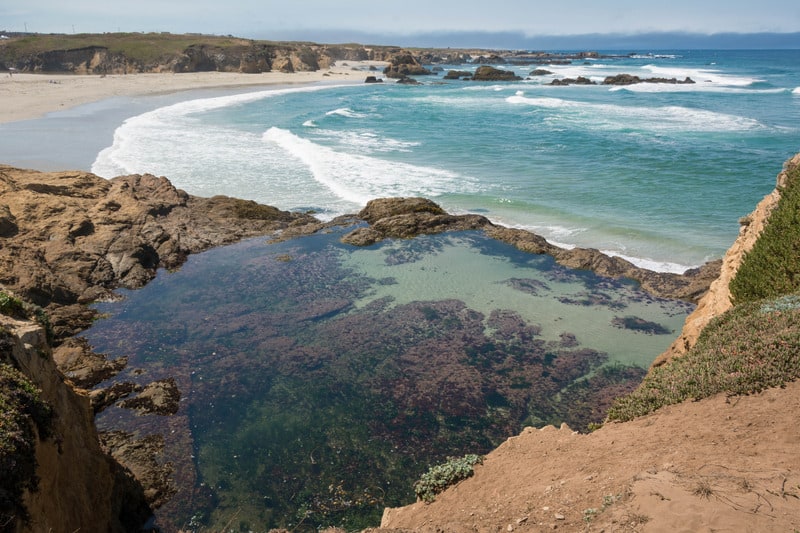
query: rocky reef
342 197 719 304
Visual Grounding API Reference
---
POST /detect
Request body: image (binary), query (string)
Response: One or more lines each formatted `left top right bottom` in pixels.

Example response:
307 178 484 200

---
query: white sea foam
642 64 762 86
793 87 800 95
325 107 369 118
505 95 764 132
628 54 679 59
310 129 420 153
262 127 478 206
92 84 353 179
601 250 694 274
302 120 317 127
609 85 788 94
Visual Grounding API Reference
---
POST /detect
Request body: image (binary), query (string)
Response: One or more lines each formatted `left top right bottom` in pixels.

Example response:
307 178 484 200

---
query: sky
2 0 800 48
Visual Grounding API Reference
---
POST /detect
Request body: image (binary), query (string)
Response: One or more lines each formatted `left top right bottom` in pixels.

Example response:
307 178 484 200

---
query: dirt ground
372 380 800 532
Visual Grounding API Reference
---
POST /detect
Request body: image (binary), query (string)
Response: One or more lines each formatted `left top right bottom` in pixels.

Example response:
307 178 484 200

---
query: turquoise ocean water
87 49 800 272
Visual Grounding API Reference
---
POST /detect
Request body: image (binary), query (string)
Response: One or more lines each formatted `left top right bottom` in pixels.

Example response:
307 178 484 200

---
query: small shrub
0 291 54 343
0 292 25 319
413 454 483 503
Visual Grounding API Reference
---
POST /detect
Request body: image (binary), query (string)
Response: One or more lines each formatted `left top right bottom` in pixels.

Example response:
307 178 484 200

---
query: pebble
555 513 566 520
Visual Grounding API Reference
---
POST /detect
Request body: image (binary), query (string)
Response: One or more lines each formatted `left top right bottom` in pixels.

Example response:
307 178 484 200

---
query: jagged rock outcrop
550 76 596 85
471 65 522 81
0 313 152 532
383 52 433 78
341 197 492 245
486 226 719 302
340 197 718 303
0 165 319 338
652 152 800 365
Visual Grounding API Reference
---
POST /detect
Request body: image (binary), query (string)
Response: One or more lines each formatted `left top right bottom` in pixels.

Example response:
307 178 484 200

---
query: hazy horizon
3 0 798 50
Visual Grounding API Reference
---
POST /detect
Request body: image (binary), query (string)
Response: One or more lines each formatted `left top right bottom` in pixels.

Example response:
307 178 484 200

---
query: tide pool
84 228 692 531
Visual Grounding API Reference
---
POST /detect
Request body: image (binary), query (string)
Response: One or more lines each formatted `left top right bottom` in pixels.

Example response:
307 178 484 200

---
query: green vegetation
608 159 800 422
413 454 483 503
0 291 53 343
0 32 255 64
606 297 800 421
0 362 53 531
730 161 800 303
0 292 25 319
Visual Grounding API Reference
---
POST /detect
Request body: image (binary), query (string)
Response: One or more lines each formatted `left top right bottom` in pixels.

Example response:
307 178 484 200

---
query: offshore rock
550 76 596 85
383 52 433 78
472 65 522 81
603 73 696 85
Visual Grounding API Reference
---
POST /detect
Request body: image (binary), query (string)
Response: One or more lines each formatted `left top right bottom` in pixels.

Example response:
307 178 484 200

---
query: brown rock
0 165 319 338
341 197 491 245
471 65 522 81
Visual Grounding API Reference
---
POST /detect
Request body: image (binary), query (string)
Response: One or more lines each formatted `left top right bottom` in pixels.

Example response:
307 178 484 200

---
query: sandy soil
0 61 386 124
376 380 800 532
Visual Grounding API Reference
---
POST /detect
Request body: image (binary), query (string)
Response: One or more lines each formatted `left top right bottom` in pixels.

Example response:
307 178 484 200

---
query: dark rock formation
472 54 507 64
529 68 553 76
383 52 433 78
472 65 522 81
550 76 596 85
444 70 473 80
341 197 491 246
340 197 718 303
364 75 383 83
396 76 422 85
603 74 696 85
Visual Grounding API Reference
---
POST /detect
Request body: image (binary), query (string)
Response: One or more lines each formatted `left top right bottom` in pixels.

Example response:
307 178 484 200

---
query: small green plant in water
413 454 483 503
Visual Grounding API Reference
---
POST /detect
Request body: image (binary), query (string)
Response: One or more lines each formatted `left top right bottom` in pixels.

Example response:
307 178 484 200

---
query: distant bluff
0 32 607 75
0 33 467 74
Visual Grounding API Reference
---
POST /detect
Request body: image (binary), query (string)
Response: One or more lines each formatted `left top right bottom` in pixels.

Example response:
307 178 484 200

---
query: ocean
71 49 800 272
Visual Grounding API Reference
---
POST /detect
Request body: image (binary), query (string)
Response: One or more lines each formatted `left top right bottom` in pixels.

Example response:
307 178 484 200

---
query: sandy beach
0 61 385 124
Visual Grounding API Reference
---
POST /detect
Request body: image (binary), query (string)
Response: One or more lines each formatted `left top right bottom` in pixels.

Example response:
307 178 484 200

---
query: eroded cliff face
1 314 151 532
651 152 800 366
0 41 396 75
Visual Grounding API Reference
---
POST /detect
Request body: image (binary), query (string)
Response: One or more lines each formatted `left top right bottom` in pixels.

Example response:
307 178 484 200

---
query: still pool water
84 227 692 531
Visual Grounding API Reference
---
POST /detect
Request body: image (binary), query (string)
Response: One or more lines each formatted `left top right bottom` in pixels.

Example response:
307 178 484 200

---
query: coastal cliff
652 152 800 366
0 34 405 75
1 312 151 532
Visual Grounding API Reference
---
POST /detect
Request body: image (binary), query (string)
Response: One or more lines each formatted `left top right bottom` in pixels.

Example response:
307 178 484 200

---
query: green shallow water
84 228 692 532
